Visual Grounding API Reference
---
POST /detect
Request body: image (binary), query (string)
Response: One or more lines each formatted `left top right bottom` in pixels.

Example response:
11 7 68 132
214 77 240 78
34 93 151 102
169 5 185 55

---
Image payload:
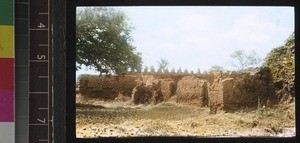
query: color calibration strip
0 0 15 143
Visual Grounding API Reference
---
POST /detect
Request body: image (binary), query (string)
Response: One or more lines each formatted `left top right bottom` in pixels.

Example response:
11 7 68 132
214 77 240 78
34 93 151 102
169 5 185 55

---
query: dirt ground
76 95 295 138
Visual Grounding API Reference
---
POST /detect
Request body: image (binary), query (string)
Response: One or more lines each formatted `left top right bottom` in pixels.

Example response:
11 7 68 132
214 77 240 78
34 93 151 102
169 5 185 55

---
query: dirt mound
175 76 208 106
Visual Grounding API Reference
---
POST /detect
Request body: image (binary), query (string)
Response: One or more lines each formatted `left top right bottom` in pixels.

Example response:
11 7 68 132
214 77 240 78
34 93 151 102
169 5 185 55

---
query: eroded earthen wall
175 76 208 106
78 70 274 111
207 70 275 112
79 75 138 100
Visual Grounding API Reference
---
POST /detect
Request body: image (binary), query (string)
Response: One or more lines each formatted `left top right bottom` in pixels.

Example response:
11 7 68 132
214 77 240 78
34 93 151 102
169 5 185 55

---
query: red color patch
0 58 14 90
0 90 14 122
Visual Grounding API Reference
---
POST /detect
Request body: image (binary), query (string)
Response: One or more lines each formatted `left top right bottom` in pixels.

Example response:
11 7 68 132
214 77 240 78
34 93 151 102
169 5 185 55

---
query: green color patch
0 0 14 25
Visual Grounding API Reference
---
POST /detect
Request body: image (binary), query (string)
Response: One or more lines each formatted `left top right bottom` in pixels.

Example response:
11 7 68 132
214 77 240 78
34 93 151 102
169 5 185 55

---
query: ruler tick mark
39 76 49 78
15 2 29 4
29 92 48 94
16 18 29 20
30 28 49 31
39 44 49 47
30 60 48 62
38 139 49 142
16 35 29 37
29 124 48 126
38 13 49 15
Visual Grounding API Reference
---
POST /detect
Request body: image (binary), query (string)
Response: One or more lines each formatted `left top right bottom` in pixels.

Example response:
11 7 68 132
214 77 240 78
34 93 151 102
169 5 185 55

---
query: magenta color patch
0 90 14 122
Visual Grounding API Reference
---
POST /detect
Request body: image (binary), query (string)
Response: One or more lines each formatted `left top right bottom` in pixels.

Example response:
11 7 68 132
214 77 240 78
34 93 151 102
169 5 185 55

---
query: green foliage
76 7 142 75
263 33 295 70
230 50 261 71
263 32 295 100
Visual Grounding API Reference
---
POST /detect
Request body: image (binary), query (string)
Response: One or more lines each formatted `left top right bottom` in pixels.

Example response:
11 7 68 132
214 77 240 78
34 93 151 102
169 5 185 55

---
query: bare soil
76 95 295 138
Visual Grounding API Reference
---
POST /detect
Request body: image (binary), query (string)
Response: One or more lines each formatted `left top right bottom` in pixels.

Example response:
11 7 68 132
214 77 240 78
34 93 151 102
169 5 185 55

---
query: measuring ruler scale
29 0 53 142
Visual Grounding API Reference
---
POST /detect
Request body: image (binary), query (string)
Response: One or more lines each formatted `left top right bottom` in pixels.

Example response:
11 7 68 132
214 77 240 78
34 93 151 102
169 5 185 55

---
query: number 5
37 55 46 60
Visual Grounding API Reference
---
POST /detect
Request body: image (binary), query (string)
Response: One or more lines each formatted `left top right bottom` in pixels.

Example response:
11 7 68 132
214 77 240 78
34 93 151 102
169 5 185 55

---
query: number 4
37 23 46 28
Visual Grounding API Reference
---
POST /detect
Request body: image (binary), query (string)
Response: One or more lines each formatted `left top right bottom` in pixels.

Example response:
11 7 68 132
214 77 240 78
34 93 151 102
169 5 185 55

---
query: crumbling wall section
208 77 224 111
78 69 275 112
175 76 208 106
207 69 275 112
78 75 139 100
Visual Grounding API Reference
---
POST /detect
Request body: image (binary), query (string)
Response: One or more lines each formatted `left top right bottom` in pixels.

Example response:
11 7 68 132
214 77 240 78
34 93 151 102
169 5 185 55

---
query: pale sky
76 6 294 78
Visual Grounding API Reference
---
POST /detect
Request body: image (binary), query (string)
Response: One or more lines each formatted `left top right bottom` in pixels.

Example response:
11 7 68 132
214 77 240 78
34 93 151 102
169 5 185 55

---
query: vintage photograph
75 6 295 137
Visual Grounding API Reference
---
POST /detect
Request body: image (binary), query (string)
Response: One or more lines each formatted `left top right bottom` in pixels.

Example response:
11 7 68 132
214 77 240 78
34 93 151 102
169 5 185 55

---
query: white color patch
0 122 14 143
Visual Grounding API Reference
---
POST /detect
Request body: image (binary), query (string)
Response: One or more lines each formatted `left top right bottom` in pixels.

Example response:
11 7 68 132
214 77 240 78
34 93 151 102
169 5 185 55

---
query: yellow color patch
0 25 14 58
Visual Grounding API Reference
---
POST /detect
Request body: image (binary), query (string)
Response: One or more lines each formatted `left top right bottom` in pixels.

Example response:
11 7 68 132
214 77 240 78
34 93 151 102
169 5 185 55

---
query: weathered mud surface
76 96 295 138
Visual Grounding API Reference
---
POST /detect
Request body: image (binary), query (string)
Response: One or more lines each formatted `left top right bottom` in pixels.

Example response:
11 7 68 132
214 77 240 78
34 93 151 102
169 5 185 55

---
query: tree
164 68 169 74
209 65 224 72
76 7 142 75
230 50 261 71
171 68 176 73
177 67 182 74
143 66 149 73
150 66 156 73
157 58 169 73
190 70 195 75
196 68 201 75
184 69 189 74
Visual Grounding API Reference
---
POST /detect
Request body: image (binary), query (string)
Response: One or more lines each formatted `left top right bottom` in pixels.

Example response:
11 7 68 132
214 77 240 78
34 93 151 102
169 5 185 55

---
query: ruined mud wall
208 70 275 112
208 75 225 110
78 75 138 100
131 75 176 104
175 76 208 106
78 69 275 111
132 75 210 106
